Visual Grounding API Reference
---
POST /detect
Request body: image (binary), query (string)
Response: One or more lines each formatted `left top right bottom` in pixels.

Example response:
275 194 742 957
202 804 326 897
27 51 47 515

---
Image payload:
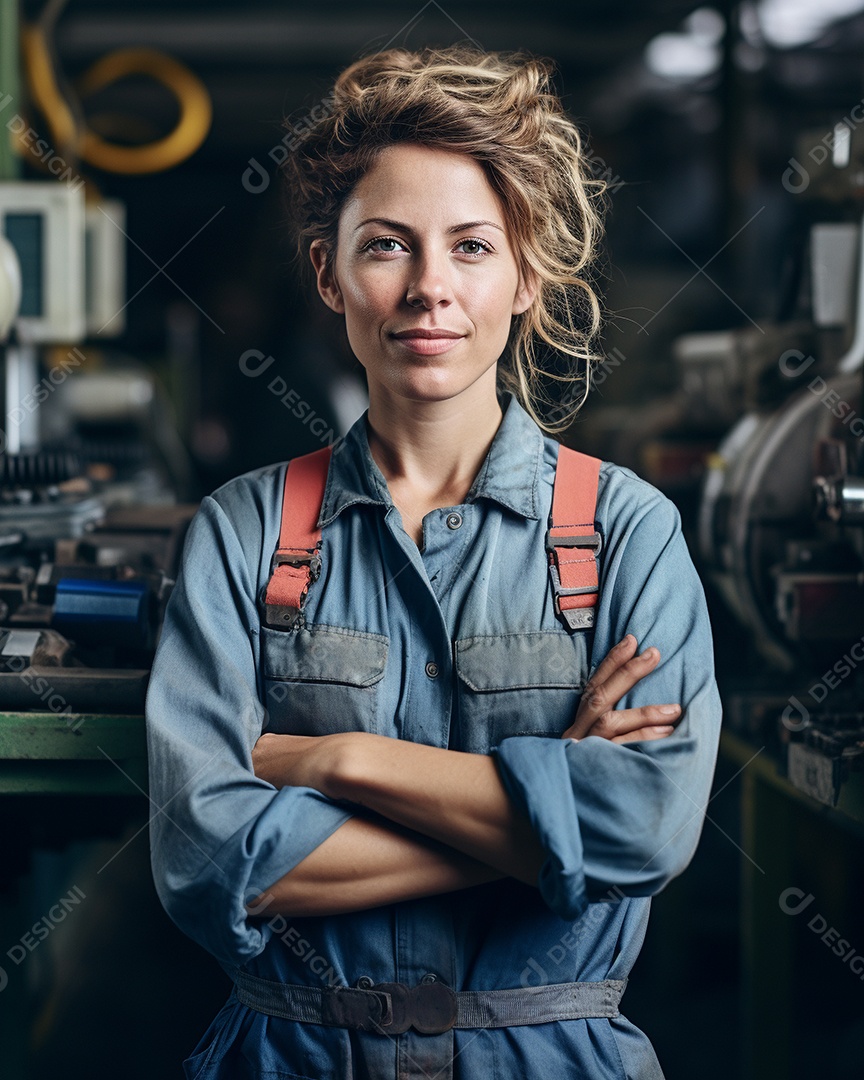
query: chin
395 371 485 402
366 357 499 406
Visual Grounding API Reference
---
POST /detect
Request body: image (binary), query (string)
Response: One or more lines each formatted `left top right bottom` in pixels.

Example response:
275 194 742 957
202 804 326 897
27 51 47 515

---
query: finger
569 725 676 745
583 647 662 719
564 702 681 742
611 725 676 744
582 703 681 741
566 636 642 739
568 646 664 739
579 634 638 693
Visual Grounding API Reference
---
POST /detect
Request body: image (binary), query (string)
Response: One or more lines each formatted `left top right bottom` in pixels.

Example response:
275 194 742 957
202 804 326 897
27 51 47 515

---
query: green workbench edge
0 712 147 795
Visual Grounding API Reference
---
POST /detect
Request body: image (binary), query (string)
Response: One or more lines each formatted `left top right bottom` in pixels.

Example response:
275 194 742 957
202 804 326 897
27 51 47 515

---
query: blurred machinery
694 131 864 809
622 122 864 810
0 0 212 728
0 180 198 721
576 120 864 813
0 7 213 1070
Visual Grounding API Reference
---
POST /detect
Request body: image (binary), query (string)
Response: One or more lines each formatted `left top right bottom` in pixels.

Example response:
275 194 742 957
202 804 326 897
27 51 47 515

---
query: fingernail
640 647 657 660
660 705 680 715
619 634 634 647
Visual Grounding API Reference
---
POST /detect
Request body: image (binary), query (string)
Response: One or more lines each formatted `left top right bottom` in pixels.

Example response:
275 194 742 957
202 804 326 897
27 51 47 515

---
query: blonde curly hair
280 45 610 434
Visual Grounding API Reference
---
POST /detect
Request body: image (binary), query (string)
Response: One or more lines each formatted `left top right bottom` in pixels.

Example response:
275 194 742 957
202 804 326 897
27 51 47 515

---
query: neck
365 377 505 504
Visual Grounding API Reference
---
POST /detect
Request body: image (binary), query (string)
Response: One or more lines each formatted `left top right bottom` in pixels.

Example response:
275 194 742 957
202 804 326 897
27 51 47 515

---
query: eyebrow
354 217 505 235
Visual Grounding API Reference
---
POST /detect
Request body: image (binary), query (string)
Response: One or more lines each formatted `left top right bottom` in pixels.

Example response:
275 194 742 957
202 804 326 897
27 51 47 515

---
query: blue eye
364 236 405 253
456 238 492 256
361 235 492 257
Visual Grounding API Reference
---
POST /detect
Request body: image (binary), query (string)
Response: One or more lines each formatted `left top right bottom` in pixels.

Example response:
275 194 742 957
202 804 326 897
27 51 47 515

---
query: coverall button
446 512 463 529
356 975 374 989
425 661 439 678
420 973 438 984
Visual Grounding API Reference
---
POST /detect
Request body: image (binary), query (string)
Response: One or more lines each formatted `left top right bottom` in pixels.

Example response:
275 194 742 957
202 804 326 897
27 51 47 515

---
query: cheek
343 272 402 324
464 272 520 324
473 291 517 348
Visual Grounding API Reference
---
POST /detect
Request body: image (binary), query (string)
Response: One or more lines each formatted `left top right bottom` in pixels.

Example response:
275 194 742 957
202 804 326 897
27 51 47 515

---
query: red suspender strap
262 446 332 629
546 445 603 631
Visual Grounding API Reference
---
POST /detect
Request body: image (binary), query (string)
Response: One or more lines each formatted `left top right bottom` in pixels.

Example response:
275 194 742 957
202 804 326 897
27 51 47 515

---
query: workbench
721 728 864 1079
0 710 147 1079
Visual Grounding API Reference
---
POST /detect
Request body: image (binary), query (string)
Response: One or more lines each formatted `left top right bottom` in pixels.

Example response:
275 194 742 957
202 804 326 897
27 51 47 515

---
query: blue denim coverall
145 389 723 1079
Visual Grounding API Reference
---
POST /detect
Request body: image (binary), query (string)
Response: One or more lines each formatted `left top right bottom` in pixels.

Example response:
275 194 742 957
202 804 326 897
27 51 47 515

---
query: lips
391 328 464 339
389 328 465 355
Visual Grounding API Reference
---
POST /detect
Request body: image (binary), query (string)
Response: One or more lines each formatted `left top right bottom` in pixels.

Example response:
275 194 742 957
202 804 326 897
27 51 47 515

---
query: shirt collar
318 389 544 527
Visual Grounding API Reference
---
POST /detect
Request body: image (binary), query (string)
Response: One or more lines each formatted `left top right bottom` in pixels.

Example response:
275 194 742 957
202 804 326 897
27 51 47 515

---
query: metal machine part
698 371 864 671
0 501 196 712
784 709 864 808
0 234 21 342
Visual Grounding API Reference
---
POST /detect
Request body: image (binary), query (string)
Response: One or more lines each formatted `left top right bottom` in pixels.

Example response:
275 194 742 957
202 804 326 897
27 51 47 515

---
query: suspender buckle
546 528 602 632
548 563 597 629
261 601 306 631
270 550 322 579
544 531 603 556
547 562 599 599
261 446 332 632
262 549 322 629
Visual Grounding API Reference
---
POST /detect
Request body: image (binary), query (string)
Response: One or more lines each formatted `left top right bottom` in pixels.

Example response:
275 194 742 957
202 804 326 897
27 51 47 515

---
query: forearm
334 734 547 888
247 813 506 918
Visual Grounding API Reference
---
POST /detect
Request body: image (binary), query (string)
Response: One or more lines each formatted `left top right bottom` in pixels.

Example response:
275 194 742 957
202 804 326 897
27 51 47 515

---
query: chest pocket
259 623 389 736
453 630 592 755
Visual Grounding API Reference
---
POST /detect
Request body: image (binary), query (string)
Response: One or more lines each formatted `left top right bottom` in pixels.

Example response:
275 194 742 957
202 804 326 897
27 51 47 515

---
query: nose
405 249 454 309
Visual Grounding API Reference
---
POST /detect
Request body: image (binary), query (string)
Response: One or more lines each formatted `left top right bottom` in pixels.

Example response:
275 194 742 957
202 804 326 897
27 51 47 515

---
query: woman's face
310 142 536 408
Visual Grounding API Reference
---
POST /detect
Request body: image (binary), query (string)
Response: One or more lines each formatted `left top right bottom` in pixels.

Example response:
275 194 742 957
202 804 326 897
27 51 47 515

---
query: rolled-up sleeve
490 478 723 922
145 492 354 967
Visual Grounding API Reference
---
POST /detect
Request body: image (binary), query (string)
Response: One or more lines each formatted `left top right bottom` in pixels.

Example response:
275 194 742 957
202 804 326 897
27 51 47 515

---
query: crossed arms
247 635 682 918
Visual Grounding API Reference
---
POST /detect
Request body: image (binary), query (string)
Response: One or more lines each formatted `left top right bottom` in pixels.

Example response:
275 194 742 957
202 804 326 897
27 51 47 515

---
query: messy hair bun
280 45 609 433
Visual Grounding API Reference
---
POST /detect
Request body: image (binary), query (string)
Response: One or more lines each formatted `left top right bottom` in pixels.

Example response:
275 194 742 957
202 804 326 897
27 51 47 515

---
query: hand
251 731 349 796
562 634 682 744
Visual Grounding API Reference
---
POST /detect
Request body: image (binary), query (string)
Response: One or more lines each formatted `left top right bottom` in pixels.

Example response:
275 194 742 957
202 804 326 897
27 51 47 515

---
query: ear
512 265 538 316
310 240 344 315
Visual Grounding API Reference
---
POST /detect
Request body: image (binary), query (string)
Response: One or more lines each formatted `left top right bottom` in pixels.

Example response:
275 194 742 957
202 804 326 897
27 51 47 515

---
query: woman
145 46 722 1079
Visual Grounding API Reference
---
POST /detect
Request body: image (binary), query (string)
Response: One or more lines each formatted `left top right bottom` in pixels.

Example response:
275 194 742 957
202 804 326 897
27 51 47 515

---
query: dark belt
229 968 627 1036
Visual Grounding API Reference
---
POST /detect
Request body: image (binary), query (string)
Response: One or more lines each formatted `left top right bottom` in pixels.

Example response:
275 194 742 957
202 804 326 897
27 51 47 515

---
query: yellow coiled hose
18 18 211 175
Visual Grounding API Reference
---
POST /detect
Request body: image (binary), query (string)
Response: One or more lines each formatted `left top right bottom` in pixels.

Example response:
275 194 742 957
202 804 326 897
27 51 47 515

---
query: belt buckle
409 981 457 1035
369 982 411 1034
370 981 457 1036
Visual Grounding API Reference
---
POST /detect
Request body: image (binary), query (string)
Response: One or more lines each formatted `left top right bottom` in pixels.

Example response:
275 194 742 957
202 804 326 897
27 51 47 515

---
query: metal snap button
425 661 439 679
446 512 463 529
420 972 438 984
356 975 374 989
